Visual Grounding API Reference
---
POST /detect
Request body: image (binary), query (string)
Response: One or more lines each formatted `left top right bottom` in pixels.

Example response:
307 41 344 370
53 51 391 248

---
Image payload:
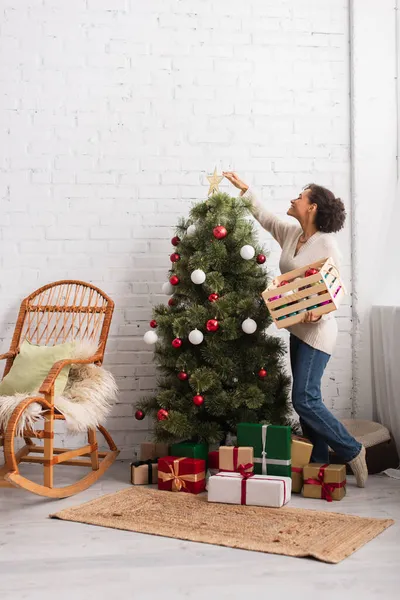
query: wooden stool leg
88 429 99 470
43 411 54 488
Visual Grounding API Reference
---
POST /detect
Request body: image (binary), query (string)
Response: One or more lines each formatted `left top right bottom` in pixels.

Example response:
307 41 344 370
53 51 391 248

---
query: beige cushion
0 340 75 397
341 419 391 448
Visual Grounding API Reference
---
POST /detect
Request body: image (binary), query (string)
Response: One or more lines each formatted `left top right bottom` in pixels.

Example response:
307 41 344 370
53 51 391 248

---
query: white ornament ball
186 224 196 236
188 329 204 345
191 269 206 285
240 245 256 260
143 330 158 345
242 318 257 334
162 281 174 296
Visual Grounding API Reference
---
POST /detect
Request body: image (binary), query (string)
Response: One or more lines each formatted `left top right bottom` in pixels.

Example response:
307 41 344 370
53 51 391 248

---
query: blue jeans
290 335 361 463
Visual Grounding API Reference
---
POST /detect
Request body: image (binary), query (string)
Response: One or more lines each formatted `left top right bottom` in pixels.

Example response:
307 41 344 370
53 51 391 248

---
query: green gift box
237 423 291 477
170 441 209 464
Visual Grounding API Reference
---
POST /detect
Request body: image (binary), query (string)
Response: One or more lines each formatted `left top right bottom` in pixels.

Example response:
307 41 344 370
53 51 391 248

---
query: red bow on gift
304 464 345 502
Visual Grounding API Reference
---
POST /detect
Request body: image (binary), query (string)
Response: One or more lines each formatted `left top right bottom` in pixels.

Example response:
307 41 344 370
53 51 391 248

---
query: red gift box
158 456 206 494
208 450 219 470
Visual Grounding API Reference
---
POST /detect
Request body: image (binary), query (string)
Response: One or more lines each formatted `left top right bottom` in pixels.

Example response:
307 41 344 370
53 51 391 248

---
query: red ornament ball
172 338 182 348
208 293 219 302
169 275 180 286
168 298 175 307
157 408 169 421
149 320 157 329
279 280 289 287
177 371 188 381
213 225 228 240
258 368 268 379
305 268 319 277
206 319 219 332
256 254 266 264
193 395 204 406
171 236 180 246
135 409 145 420
170 253 180 263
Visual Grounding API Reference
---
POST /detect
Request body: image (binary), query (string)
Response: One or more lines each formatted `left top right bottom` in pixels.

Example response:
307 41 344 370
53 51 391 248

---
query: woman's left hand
302 311 322 324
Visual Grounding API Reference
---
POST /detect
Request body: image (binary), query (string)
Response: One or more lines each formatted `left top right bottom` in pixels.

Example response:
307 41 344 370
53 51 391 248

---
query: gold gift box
130 462 158 485
303 463 346 501
291 436 313 493
219 446 254 472
140 442 169 462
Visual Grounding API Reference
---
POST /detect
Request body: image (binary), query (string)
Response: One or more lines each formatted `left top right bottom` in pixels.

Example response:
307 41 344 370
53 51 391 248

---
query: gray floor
0 461 399 600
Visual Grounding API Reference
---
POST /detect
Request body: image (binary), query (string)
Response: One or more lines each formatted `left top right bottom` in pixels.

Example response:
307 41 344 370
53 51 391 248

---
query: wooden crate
262 257 345 329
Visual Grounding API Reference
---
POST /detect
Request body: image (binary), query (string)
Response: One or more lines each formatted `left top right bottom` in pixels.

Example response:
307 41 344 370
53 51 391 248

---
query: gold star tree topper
207 167 223 197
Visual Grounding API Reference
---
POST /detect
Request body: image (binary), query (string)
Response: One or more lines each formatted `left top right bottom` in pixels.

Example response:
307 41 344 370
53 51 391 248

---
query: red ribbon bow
220 449 254 474
238 463 254 504
234 448 254 472
304 464 346 502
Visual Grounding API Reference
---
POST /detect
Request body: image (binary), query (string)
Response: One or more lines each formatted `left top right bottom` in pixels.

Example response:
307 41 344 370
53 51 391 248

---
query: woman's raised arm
223 172 296 248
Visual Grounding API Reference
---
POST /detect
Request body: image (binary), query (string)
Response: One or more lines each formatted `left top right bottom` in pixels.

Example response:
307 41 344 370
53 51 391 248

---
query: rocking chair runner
0 280 119 498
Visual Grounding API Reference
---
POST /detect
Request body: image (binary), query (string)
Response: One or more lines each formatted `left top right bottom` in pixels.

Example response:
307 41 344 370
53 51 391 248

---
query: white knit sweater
244 188 342 356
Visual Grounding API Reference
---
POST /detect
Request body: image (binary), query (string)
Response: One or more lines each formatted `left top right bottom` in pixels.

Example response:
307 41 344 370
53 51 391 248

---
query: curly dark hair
304 183 346 233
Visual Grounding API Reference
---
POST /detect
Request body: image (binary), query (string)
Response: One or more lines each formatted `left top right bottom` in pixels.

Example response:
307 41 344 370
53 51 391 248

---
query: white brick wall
0 0 351 459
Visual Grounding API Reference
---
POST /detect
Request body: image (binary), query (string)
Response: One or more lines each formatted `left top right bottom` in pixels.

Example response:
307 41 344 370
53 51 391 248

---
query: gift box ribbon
131 458 159 484
215 463 288 505
220 447 253 473
253 424 291 474
158 457 205 492
304 463 346 502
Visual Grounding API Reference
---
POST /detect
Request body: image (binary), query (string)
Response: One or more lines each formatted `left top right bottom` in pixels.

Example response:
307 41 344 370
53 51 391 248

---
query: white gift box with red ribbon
207 471 292 508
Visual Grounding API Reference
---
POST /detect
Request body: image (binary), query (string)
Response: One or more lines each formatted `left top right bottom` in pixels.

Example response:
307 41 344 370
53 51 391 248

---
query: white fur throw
0 341 118 436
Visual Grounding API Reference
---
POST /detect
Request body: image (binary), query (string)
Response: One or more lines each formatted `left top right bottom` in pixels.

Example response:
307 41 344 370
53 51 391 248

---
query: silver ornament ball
143 330 158 345
242 318 257 334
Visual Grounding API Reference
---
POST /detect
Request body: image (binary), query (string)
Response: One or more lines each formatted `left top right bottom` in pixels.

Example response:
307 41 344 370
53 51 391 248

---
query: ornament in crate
262 257 345 329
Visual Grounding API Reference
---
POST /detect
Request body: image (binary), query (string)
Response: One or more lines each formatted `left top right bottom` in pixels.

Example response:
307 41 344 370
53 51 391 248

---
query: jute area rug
51 487 393 564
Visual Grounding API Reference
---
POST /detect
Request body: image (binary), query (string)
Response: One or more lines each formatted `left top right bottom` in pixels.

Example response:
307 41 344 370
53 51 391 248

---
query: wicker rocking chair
0 280 119 498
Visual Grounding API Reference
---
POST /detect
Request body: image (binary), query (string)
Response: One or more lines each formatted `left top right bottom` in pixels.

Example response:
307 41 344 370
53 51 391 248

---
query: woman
224 171 368 487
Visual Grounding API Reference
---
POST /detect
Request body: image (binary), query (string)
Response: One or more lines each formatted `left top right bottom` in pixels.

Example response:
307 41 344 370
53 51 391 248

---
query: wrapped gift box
219 446 254 473
208 450 219 470
131 460 158 485
208 471 291 508
237 423 291 477
140 442 170 462
291 436 313 493
303 463 346 502
158 456 206 494
205 468 219 491
170 441 208 463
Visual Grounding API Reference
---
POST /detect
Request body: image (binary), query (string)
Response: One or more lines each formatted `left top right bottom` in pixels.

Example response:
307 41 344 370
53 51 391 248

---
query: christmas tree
138 178 290 444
